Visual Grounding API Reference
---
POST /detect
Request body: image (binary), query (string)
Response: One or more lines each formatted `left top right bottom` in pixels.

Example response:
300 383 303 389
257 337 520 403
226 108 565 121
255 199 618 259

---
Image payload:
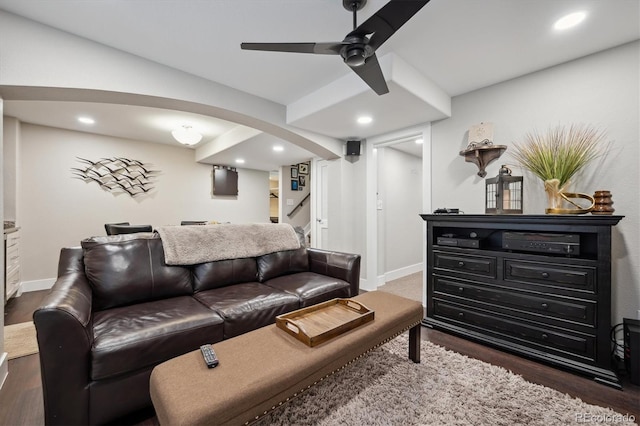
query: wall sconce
172 125 202 145
460 122 506 177
485 165 523 214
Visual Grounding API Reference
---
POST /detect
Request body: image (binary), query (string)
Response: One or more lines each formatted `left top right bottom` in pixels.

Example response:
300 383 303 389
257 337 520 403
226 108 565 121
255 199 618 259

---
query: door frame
364 123 432 303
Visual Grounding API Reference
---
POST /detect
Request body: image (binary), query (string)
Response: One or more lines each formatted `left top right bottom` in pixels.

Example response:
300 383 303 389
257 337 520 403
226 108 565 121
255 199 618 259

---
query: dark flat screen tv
213 168 238 196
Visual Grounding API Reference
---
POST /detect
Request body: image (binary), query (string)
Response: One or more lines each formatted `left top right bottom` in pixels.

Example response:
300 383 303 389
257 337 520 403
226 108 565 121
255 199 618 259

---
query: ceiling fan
241 0 430 96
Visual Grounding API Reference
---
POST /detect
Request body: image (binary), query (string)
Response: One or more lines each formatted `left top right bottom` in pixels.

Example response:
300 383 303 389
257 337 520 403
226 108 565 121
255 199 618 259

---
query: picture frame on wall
291 180 299 191
291 168 298 178
298 163 309 174
299 176 306 187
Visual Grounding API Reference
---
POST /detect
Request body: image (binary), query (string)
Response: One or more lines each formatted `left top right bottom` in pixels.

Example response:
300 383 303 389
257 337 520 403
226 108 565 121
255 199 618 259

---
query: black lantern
485 165 523 214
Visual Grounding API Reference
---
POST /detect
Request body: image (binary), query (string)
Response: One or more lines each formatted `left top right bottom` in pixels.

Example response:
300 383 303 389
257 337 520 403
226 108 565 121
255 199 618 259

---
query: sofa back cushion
82 234 192 311
257 248 309 282
192 258 258 293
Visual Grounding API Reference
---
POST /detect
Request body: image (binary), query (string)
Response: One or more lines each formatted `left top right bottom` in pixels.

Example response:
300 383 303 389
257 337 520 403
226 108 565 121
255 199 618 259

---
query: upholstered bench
150 291 423 425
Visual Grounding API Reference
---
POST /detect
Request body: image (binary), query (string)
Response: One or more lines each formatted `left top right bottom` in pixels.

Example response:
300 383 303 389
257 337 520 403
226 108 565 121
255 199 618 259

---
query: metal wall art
72 157 159 197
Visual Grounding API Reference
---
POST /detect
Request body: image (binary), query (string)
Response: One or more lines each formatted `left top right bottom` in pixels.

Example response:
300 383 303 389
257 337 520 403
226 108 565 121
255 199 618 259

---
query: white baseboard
359 263 423 292
20 278 55 293
380 263 423 285
0 352 8 391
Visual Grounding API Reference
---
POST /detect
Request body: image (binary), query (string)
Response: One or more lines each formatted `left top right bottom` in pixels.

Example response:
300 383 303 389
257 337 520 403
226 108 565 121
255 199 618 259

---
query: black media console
420 214 624 388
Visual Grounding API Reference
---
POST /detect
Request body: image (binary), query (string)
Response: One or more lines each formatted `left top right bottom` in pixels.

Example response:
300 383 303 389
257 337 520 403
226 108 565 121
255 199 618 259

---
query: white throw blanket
156 223 301 265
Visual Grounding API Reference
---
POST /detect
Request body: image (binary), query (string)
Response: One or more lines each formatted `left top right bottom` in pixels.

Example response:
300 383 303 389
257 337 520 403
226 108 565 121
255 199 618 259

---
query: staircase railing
287 193 310 218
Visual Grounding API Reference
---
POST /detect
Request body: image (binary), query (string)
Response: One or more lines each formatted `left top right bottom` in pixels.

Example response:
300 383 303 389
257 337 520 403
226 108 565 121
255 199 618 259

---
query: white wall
378 147 423 277
17 122 270 283
0 97 7 390
3 116 19 221
431 41 640 324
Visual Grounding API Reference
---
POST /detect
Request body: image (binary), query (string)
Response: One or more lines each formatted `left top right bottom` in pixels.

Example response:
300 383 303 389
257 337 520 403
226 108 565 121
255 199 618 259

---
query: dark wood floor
2 291 639 425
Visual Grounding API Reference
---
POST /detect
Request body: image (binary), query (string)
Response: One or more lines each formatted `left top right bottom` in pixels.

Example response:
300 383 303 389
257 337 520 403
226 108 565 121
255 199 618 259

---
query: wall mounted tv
213 166 238 196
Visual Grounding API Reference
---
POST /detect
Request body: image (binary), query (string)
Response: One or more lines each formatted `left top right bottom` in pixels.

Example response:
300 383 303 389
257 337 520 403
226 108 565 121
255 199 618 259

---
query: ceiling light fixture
415 138 424 144
357 116 373 124
273 145 284 152
554 11 586 31
171 125 202 145
235 158 245 164
78 116 95 125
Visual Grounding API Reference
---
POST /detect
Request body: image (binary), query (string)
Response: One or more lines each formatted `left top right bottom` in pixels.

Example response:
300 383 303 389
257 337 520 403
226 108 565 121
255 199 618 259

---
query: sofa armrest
307 248 361 297
33 247 94 425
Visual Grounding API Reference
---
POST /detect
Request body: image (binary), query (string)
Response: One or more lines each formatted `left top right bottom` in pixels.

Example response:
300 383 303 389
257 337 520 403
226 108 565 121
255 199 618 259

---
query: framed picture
298 163 309 175
298 175 306 187
291 179 298 191
291 167 298 178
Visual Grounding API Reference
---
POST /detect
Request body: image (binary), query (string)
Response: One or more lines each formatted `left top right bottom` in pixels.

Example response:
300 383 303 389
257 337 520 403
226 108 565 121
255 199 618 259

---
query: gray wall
431 41 640 323
15 122 270 283
377 147 423 278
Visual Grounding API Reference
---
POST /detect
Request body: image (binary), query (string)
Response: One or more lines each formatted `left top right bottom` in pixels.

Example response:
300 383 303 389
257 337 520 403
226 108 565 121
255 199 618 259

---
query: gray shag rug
254 334 631 426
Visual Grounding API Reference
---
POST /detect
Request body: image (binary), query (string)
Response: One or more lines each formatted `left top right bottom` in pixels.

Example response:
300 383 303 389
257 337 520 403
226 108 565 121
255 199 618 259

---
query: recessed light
273 145 284 152
357 116 373 124
554 11 586 31
235 158 245 164
78 116 95 125
415 138 423 144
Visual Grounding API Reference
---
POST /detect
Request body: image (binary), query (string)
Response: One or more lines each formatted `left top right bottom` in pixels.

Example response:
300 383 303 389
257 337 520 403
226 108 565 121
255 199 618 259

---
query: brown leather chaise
34 229 360 425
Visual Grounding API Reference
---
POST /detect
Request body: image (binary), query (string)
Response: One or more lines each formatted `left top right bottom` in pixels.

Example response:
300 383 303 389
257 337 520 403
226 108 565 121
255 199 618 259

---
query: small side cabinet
420 214 623 388
4 228 21 304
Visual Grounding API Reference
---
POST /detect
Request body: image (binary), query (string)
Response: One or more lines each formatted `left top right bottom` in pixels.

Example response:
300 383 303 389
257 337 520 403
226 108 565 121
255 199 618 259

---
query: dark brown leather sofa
33 232 360 425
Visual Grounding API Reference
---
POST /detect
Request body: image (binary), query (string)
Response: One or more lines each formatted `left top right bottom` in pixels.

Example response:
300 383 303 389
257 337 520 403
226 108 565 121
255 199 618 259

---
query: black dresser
419 214 623 388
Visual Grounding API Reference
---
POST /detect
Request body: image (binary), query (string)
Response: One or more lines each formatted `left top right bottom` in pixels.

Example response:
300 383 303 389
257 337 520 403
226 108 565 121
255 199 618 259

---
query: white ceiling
1 0 638 170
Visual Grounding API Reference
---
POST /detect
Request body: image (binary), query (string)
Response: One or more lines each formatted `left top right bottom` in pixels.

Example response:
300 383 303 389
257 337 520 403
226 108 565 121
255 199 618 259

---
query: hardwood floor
2 291 638 425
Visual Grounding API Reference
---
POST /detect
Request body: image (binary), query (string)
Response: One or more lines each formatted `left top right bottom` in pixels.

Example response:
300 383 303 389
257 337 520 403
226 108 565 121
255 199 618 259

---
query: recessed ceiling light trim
273 145 284 152
235 158 245 164
554 11 587 31
78 116 95 125
357 115 373 124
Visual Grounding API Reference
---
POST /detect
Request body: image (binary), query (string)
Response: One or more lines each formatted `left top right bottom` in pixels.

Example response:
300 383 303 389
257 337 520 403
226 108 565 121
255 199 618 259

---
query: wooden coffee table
150 291 423 425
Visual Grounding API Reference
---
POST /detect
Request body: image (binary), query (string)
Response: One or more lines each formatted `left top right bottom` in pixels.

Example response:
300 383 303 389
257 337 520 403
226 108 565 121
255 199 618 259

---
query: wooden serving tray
276 298 374 347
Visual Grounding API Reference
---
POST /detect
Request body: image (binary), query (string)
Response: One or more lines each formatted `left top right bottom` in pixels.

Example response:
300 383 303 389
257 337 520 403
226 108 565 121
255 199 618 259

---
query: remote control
200 344 219 368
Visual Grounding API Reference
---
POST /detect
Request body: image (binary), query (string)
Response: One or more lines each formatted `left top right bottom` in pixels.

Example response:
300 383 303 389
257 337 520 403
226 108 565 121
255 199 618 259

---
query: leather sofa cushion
263 272 351 307
256 248 309 282
193 258 258 293
82 234 192 311
91 296 223 380
194 283 300 339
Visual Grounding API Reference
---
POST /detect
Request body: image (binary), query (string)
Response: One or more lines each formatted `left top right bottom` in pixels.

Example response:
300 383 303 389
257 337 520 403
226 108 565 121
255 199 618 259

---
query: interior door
313 160 329 249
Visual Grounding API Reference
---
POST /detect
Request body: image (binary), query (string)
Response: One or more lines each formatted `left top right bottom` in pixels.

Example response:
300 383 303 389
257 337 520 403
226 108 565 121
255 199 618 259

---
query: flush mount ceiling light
235 158 245 164
273 145 284 152
357 116 373 124
415 138 424 144
554 11 587 30
77 116 95 125
171 125 202 145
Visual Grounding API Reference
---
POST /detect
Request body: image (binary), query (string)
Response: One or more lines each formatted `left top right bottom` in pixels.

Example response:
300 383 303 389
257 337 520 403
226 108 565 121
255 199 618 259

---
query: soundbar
502 232 580 255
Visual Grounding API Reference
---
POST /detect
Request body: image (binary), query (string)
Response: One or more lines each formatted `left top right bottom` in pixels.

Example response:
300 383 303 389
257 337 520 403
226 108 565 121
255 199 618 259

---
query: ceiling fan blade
348 53 389 95
352 0 430 50
241 42 342 55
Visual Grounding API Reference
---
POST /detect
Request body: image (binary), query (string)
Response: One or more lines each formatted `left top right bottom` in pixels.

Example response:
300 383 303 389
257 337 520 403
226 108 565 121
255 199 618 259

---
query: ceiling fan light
171 125 202 145
344 46 366 67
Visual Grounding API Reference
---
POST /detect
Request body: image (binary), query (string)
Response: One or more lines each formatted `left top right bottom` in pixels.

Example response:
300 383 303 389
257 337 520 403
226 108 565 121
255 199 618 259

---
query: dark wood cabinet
420 214 623 388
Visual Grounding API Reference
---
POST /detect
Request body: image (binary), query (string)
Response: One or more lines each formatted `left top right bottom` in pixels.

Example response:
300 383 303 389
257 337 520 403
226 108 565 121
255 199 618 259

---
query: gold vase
544 179 595 214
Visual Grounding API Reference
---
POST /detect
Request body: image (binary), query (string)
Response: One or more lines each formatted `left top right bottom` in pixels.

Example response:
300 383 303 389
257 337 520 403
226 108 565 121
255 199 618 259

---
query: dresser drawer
434 277 596 327
505 260 595 293
434 251 496 278
433 300 595 360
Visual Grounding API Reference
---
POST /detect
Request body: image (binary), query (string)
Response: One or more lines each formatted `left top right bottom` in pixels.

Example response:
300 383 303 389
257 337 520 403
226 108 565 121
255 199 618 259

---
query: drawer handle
541 272 550 279
458 287 464 293
541 303 549 310
541 333 549 341
457 261 465 268
458 312 465 318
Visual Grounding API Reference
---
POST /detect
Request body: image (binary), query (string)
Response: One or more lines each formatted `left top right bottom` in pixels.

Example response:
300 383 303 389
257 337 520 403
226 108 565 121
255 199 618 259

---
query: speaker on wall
346 140 361 156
